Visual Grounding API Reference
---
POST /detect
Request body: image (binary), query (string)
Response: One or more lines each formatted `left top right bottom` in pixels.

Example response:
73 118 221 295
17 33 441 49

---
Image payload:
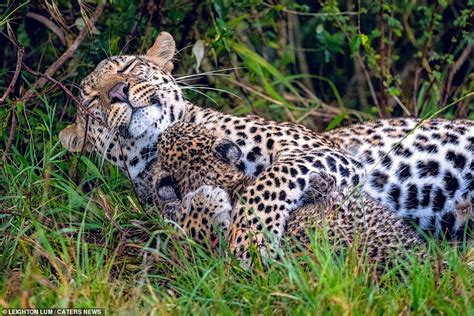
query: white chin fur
128 105 162 138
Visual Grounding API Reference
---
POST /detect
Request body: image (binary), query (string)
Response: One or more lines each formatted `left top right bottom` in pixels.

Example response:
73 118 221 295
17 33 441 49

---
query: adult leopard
325 119 473 238
59 32 473 261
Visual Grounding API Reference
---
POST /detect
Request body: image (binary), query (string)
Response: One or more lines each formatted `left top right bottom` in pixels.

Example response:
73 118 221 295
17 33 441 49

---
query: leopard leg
173 186 233 247
155 172 233 245
229 148 365 266
181 185 233 232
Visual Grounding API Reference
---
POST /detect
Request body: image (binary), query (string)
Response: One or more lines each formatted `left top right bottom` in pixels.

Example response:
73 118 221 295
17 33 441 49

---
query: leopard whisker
63 80 82 90
175 67 244 81
98 129 118 171
179 83 242 100
95 129 117 171
180 86 218 105
174 73 233 84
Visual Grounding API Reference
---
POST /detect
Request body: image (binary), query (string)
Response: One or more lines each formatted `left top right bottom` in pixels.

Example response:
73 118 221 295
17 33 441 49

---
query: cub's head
60 32 187 177
154 122 250 200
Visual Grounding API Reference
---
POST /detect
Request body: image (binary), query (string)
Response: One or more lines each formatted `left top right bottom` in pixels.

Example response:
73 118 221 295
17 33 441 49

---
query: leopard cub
153 122 426 265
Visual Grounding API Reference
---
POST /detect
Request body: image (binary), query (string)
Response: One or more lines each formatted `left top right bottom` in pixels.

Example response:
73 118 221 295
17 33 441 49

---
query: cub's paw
183 185 232 231
155 173 180 202
154 172 181 221
229 228 280 271
162 200 182 222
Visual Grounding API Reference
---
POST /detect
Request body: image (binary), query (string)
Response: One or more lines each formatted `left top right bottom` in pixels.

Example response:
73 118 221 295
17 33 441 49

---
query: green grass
0 98 473 315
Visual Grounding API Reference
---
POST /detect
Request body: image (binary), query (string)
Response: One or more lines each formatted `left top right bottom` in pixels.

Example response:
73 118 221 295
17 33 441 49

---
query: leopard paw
154 172 181 221
155 173 181 202
182 185 232 231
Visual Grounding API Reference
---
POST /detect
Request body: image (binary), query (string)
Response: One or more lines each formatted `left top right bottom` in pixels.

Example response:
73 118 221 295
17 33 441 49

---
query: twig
411 4 441 112
122 0 146 53
411 68 422 114
139 0 159 54
346 60 368 108
2 108 17 161
22 63 107 127
455 96 470 119
0 208 23 216
390 93 411 116
442 45 472 106
355 55 380 110
0 46 24 105
26 12 66 46
329 9 379 116
290 14 314 95
21 64 80 105
402 6 416 46
1 46 24 160
44 1 69 33
23 0 106 101
283 93 369 121
72 115 90 179
1 5 101 159
380 81 411 116
378 0 389 118
21 64 108 180
225 76 368 123
22 62 106 178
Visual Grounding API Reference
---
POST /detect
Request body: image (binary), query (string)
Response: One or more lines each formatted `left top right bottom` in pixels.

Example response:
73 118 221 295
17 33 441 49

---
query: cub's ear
146 31 176 72
59 123 92 153
213 139 242 165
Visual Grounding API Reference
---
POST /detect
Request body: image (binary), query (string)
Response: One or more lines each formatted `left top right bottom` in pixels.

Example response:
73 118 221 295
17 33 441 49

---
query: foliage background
0 0 473 313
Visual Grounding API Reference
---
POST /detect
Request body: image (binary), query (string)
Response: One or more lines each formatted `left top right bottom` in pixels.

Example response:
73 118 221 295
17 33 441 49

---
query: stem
378 0 388 118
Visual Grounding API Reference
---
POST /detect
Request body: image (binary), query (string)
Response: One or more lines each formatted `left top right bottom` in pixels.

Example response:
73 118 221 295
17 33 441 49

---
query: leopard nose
109 82 129 103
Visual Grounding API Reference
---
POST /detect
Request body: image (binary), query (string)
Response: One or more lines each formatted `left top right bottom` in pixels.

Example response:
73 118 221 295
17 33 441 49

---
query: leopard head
59 32 187 178
154 122 251 199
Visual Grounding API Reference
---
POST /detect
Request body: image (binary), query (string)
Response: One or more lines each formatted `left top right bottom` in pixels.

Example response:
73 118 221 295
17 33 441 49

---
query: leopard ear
59 122 92 153
213 139 242 165
146 31 175 72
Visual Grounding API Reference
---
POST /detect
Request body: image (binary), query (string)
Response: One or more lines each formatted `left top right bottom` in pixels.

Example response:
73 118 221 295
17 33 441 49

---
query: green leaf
192 40 205 73
15 101 25 115
387 87 401 97
326 112 348 131
361 34 369 46
168 9 186 23
274 4 284 11
350 35 361 54
316 24 324 34
17 23 30 47
371 29 381 38
74 18 100 35
229 41 303 102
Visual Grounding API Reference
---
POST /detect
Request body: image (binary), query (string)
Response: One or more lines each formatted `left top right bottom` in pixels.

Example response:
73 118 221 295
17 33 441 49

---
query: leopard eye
117 59 138 74
84 96 98 108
